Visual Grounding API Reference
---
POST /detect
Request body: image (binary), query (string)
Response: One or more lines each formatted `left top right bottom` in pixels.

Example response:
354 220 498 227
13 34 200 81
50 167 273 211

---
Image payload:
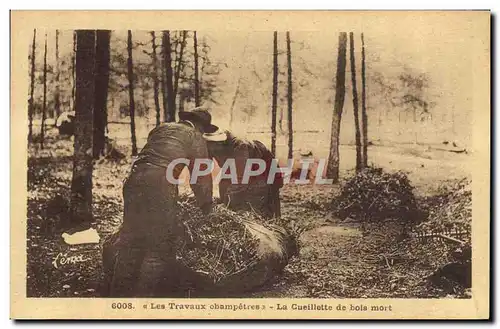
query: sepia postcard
10 10 490 320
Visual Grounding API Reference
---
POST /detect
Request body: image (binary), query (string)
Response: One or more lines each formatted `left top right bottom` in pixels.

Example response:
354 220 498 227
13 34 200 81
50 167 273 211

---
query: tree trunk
162 31 176 122
286 31 293 160
41 33 48 149
160 43 167 121
173 30 187 104
271 31 278 157
54 30 61 119
193 31 200 107
279 105 284 132
127 30 138 156
326 32 347 182
179 94 185 112
72 31 76 113
93 30 111 159
28 29 36 143
151 31 161 126
413 107 417 144
361 33 368 168
378 107 382 141
349 32 362 172
228 78 241 129
229 41 249 128
70 30 96 226
398 110 402 136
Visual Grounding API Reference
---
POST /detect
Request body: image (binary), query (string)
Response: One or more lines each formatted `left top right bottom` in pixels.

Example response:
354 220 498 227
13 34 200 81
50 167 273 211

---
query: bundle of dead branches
176 195 293 284
417 178 472 238
332 166 419 223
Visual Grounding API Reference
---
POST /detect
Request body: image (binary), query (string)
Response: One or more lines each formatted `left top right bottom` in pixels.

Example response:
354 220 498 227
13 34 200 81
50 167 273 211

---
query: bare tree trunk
286 31 293 160
279 105 284 132
361 33 368 167
93 30 111 159
41 33 48 149
398 110 402 136
413 107 417 144
193 31 200 107
326 32 347 182
127 30 138 156
177 42 189 112
378 108 382 141
173 30 187 104
229 40 249 128
228 80 241 129
160 44 167 120
199 39 207 100
349 32 362 172
70 30 96 226
140 87 148 118
54 30 61 120
162 31 176 122
179 94 185 112
28 29 36 143
151 31 161 126
72 31 76 113
271 31 278 157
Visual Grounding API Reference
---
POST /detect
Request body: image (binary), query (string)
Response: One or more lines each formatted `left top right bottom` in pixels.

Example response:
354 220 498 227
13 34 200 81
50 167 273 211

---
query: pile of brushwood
417 178 472 238
176 195 299 285
332 167 420 223
326 169 473 296
415 179 472 291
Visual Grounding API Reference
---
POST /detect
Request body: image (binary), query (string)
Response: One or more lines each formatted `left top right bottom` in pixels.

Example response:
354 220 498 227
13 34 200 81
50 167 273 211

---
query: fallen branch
437 234 466 245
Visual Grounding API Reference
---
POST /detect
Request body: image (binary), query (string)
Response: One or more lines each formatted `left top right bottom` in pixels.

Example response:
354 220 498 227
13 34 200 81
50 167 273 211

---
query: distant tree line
27 29 221 228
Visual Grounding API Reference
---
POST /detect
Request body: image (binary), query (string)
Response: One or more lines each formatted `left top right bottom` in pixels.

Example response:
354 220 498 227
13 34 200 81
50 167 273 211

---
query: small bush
332 167 419 223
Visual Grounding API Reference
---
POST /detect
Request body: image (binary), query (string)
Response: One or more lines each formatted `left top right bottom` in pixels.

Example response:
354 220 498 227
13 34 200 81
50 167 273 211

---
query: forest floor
26 127 471 298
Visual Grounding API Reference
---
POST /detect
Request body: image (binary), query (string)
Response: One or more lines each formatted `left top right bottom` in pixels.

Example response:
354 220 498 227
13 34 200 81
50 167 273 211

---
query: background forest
27 29 472 156
26 28 473 299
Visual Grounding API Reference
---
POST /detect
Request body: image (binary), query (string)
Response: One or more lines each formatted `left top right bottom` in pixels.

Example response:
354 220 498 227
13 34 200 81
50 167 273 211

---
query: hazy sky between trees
31 14 481 150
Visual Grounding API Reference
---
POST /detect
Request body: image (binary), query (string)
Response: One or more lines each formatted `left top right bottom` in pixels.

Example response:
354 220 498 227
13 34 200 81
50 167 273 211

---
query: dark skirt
119 162 181 251
105 162 203 297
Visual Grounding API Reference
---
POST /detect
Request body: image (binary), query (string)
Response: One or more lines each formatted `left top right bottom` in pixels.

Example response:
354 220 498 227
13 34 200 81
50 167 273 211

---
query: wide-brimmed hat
203 128 228 142
178 107 219 133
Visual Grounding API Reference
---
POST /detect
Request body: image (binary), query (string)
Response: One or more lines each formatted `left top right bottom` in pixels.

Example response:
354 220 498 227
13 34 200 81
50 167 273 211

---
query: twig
212 241 226 272
437 234 466 245
230 249 238 272
247 203 264 220
381 254 391 269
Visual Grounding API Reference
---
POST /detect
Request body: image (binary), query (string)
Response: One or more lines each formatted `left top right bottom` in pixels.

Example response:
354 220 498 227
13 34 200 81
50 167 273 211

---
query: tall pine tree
93 30 111 158
70 30 96 227
40 33 48 149
162 31 175 121
127 30 138 156
54 30 61 119
151 31 161 126
349 32 362 172
193 31 200 107
326 32 347 182
361 33 368 168
286 31 294 160
28 29 36 143
271 31 278 157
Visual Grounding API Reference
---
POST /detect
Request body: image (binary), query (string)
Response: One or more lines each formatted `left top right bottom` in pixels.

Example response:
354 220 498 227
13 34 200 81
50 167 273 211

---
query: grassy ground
26 127 471 298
